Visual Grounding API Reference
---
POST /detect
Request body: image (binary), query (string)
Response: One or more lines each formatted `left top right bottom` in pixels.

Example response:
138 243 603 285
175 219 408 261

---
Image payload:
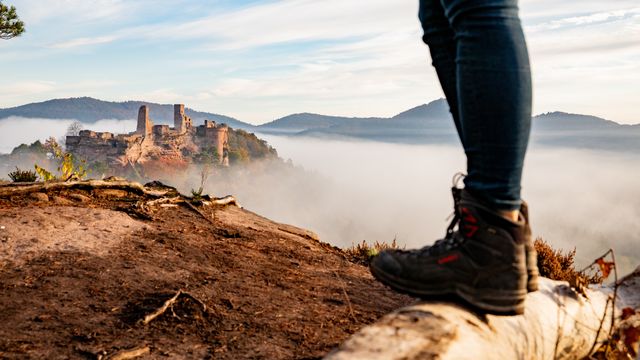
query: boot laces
413 173 467 256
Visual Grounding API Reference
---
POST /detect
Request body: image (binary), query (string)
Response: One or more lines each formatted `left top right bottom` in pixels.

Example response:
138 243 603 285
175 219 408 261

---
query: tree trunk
326 266 640 360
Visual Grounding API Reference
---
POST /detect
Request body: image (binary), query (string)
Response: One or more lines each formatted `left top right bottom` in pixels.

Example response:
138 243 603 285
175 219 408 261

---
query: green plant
34 164 55 181
344 238 400 265
190 187 204 201
8 166 37 182
34 137 87 182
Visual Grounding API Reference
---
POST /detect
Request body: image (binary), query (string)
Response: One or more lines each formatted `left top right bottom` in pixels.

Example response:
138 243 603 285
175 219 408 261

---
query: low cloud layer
0 117 136 154
228 135 640 276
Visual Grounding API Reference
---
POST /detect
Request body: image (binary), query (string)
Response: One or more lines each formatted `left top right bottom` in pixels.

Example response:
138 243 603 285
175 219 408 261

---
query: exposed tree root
0 180 174 198
0 180 241 222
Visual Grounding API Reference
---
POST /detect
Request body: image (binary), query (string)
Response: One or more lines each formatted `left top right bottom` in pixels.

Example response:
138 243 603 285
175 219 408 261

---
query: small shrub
344 238 401 265
34 164 55 182
33 138 87 182
191 187 204 200
8 167 37 182
534 238 602 292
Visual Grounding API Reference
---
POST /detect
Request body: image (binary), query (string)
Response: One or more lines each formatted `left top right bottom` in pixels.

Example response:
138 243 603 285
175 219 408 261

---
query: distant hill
257 113 375 133
531 112 640 151
0 97 253 130
258 99 458 143
532 112 622 130
259 99 452 132
257 99 639 151
2 97 638 152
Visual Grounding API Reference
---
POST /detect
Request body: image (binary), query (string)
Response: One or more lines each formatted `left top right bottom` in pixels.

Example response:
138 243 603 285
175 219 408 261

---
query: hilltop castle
66 104 230 167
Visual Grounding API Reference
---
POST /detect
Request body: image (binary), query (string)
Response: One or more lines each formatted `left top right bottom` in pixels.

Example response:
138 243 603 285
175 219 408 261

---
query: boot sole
370 264 526 316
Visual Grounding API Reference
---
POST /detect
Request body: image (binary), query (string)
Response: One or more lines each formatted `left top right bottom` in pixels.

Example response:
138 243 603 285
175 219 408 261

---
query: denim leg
419 0 464 145
420 0 532 210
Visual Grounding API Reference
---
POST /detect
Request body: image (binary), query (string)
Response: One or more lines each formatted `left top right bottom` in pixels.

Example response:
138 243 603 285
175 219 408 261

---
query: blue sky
0 0 638 125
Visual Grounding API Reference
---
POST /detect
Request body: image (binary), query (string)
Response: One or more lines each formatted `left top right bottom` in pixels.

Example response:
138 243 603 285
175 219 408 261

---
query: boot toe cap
371 251 403 276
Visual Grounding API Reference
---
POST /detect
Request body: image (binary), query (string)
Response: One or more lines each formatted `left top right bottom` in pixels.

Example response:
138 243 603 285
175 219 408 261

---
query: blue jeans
419 0 532 210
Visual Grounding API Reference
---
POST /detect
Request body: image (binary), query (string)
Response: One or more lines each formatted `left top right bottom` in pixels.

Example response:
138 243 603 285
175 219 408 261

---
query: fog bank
0 117 136 153
222 135 640 275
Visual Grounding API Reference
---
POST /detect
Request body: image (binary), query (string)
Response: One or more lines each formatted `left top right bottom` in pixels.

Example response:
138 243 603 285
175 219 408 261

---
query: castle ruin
66 104 230 167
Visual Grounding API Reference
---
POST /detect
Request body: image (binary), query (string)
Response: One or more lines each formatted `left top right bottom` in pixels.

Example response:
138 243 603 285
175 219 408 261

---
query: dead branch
325 266 640 360
333 270 357 322
141 291 182 325
108 346 150 360
140 290 209 326
203 195 240 208
142 196 183 208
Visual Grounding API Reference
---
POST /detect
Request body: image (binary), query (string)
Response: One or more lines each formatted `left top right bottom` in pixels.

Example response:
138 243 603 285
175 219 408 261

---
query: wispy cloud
125 0 417 50
528 7 640 31
49 36 117 49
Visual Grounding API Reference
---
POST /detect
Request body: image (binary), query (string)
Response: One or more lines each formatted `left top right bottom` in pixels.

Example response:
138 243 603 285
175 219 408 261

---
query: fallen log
326 266 640 360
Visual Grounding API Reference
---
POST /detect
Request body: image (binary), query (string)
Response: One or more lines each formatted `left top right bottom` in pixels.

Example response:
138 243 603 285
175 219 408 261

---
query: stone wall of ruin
66 131 132 164
66 105 230 167
173 104 192 134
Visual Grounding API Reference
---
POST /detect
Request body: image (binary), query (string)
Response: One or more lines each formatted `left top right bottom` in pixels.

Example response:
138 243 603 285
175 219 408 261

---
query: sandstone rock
29 193 49 202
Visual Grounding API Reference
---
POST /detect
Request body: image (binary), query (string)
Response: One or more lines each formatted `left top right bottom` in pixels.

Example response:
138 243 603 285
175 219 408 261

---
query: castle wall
66 132 130 164
136 105 153 137
153 125 170 136
194 123 229 165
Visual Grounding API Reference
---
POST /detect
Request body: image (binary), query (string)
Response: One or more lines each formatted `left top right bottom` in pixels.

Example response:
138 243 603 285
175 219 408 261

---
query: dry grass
344 238 401 265
534 238 603 292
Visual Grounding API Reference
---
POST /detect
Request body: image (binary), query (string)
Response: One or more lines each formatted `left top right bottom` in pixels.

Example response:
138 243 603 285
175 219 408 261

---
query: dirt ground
0 183 413 359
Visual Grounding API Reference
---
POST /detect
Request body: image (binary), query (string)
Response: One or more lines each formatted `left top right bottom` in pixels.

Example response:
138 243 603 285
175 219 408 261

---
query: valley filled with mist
2 113 638 276
214 135 640 276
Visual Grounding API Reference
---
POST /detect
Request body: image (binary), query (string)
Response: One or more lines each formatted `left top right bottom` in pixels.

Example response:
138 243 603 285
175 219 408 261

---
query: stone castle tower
174 104 192 134
136 105 153 137
200 120 229 166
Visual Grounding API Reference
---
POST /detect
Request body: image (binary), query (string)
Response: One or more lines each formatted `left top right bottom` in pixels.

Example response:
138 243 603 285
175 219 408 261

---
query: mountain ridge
0 97 253 130
2 97 637 141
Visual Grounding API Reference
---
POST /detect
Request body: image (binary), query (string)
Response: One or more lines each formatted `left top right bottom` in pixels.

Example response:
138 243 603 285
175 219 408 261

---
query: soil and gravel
0 181 413 359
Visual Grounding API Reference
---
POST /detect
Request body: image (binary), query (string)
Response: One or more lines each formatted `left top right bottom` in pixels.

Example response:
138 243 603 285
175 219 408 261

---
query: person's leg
445 0 532 211
369 0 534 314
444 0 538 290
418 0 465 146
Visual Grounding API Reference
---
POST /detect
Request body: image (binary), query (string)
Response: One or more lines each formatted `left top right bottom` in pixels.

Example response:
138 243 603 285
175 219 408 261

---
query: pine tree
0 1 25 40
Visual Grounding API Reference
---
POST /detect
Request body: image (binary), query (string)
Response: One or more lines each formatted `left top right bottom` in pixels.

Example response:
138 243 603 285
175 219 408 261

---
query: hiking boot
521 201 539 292
444 178 539 293
370 189 528 315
